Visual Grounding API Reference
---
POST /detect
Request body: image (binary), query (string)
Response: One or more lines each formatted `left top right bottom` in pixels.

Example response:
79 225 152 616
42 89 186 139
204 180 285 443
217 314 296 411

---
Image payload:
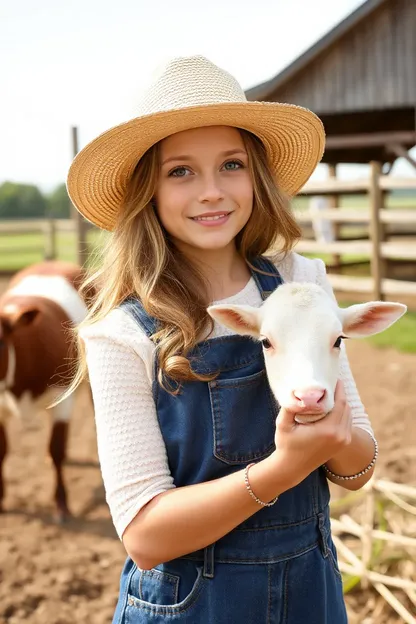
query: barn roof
246 0 416 164
246 0 388 101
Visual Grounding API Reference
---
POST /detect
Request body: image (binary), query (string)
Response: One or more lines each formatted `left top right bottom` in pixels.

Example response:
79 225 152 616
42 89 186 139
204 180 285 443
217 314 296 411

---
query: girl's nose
198 176 225 203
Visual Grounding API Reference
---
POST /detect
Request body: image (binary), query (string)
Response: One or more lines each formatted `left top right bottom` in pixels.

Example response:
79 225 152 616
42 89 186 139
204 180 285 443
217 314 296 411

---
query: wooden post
328 164 340 268
71 126 89 267
44 219 57 260
369 161 383 300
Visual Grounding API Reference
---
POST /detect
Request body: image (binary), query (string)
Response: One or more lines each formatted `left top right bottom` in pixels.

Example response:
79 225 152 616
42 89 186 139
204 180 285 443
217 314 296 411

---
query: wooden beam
295 240 371 255
328 164 340 268
325 131 416 150
301 176 416 195
381 242 416 260
387 143 416 170
380 176 416 190
294 208 416 224
71 126 90 267
369 162 383 300
326 274 416 297
301 179 369 195
295 239 416 259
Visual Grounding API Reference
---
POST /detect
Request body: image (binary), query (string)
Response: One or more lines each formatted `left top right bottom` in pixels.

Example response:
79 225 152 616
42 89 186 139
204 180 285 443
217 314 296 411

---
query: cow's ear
6 307 40 332
207 304 261 337
341 301 406 338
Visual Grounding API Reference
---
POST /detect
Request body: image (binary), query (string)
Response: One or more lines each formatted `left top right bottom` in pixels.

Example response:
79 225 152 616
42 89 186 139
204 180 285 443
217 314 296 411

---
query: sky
2 0 415 192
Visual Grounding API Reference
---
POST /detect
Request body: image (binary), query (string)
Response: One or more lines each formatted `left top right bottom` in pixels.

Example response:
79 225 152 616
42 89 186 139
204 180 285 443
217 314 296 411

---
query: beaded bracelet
244 462 279 507
322 435 378 481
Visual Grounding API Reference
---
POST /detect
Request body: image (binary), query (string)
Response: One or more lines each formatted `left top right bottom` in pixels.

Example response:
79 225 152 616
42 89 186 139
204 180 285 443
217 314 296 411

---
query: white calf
208 283 406 423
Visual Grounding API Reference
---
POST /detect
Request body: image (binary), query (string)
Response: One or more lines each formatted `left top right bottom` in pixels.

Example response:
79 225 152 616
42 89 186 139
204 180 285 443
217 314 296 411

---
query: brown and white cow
0 261 90 521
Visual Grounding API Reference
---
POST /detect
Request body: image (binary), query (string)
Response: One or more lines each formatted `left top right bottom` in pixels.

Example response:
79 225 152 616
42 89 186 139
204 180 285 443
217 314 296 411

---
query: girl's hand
272 381 353 488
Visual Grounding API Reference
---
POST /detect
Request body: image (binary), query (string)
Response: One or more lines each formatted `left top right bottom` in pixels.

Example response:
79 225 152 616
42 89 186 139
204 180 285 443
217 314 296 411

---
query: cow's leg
49 393 74 522
0 423 7 513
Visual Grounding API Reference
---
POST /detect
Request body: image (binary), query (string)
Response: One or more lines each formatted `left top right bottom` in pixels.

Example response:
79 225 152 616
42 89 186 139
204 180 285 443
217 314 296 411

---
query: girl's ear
341 301 407 338
207 304 261 337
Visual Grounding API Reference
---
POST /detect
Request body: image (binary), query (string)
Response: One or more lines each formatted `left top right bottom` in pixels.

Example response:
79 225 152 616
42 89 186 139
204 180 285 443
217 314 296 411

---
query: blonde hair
70 130 301 394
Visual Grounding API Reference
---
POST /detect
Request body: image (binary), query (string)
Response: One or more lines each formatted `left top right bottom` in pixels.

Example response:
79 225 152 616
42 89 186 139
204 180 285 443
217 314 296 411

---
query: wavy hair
68 130 301 394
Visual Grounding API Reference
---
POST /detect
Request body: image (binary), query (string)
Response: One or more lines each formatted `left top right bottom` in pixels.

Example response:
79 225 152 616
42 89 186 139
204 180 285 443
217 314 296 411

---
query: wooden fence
0 218 92 271
295 164 416 300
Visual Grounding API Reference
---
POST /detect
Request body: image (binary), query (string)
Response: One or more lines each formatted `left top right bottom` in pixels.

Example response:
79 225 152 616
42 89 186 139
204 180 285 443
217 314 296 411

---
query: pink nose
292 388 326 409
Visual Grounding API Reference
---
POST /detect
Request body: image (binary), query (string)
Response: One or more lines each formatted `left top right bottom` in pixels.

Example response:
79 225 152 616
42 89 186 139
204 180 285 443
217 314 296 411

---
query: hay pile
330 479 416 623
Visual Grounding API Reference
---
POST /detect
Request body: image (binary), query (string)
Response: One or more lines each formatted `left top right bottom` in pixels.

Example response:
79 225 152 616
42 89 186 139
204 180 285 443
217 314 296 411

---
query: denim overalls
113 257 347 624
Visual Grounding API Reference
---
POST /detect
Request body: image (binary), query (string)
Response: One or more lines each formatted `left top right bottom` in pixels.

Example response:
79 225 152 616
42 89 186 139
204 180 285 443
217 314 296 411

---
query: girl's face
155 126 253 253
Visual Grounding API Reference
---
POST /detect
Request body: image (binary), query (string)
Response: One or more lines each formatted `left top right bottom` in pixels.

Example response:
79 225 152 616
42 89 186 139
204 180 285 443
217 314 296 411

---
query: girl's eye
223 160 243 171
333 336 343 348
261 337 272 349
169 166 190 177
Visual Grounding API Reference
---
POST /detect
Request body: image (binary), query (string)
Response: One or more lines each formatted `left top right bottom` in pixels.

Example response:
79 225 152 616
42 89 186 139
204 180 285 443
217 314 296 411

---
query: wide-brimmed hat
67 55 325 231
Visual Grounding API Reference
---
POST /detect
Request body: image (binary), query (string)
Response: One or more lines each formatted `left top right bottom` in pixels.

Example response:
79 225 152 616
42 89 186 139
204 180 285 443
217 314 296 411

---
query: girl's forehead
160 126 244 153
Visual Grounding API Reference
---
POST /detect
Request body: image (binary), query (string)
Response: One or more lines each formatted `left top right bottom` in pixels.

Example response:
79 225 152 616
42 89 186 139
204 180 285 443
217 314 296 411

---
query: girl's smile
190 211 232 225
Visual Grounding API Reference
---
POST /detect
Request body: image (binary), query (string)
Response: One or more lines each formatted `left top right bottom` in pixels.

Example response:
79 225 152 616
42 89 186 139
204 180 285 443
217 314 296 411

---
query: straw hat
67 55 325 231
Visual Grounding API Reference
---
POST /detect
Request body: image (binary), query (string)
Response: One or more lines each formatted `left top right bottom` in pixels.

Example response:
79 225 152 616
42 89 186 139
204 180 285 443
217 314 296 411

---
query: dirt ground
0 323 415 622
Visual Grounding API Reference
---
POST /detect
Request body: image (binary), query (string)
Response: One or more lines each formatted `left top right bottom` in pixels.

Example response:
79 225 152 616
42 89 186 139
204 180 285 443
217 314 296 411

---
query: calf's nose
292 388 326 409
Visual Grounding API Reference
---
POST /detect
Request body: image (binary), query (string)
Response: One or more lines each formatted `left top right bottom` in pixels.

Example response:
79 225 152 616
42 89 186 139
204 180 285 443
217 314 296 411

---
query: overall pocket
126 561 206 619
209 368 277 465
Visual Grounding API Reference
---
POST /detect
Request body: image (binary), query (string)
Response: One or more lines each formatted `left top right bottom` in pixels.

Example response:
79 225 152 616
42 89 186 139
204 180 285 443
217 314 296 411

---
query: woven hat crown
135 56 247 117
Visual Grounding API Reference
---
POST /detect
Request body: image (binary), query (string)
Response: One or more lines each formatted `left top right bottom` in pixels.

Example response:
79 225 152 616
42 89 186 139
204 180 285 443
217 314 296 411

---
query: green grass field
0 229 106 271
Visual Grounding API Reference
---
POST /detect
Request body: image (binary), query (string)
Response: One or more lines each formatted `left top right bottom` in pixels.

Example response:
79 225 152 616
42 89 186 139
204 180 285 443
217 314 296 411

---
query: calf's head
208 283 406 423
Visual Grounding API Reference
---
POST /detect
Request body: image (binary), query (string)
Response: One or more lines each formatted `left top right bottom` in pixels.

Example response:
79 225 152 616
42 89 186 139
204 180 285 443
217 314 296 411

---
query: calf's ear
207 304 261 337
341 301 407 338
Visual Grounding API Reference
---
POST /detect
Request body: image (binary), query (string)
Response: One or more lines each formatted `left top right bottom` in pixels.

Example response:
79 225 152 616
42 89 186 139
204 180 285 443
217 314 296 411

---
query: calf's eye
334 336 343 348
261 337 272 349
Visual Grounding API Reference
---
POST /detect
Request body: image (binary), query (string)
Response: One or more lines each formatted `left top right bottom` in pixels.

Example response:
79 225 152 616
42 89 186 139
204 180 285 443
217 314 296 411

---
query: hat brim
67 102 325 231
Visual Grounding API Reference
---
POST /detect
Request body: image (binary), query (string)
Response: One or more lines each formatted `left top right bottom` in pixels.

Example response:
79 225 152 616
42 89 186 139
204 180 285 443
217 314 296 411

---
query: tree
0 181 48 219
47 183 71 218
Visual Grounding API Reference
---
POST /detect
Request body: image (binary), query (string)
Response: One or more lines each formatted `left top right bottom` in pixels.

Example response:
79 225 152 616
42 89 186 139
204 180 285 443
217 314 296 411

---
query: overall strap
119 256 284 335
250 256 284 300
119 297 158 339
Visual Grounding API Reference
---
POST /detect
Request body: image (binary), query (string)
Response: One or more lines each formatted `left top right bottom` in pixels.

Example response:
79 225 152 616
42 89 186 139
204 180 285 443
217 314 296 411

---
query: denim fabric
113 257 347 623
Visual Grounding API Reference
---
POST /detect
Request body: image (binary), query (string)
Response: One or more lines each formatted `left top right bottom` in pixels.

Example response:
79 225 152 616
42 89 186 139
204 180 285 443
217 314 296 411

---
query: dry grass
330 479 416 623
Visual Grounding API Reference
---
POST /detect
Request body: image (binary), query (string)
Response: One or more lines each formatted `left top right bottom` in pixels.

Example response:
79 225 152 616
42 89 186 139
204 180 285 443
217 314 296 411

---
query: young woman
67 56 377 623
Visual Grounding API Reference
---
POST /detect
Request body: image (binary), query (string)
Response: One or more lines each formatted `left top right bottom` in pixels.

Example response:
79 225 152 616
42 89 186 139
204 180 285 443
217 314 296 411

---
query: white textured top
81 253 373 540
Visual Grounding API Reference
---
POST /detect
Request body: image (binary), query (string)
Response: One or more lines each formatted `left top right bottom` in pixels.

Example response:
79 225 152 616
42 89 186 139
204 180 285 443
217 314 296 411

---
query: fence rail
300 176 416 194
294 208 416 224
0 219 93 270
296 164 416 301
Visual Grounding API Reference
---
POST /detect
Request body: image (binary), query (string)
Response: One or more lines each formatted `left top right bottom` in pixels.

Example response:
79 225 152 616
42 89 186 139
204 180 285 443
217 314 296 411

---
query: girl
68 56 377 623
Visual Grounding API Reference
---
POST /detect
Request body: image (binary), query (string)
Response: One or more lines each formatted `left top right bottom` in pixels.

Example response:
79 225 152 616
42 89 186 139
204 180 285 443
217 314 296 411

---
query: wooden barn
246 0 416 302
246 0 416 169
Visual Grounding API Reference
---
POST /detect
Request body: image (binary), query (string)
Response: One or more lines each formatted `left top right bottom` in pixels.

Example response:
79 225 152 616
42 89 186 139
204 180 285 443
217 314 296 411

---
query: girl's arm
122 389 352 571
123 453 290 570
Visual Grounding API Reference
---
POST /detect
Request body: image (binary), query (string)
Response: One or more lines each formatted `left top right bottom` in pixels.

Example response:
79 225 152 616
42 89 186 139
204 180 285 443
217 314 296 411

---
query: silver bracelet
244 462 279 507
322 435 378 481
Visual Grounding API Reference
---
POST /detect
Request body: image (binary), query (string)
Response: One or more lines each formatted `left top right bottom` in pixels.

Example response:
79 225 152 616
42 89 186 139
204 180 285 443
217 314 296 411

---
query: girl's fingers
276 407 297 432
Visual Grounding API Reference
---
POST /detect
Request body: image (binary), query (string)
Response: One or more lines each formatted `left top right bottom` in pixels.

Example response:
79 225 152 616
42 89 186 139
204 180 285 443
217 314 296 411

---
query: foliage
47 183 71 218
0 181 48 219
0 181 71 220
